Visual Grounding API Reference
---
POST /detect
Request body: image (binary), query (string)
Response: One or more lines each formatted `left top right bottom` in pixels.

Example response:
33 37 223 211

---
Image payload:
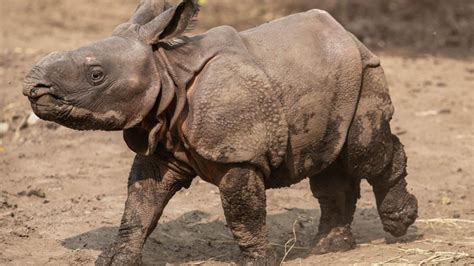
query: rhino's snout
23 51 73 123
23 51 69 99
23 69 62 112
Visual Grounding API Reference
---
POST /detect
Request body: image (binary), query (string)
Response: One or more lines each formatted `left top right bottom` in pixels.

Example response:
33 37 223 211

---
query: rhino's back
240 10 364 183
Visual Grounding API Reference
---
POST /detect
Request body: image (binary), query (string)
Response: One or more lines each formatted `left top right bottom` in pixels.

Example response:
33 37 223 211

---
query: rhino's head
23 0 198 131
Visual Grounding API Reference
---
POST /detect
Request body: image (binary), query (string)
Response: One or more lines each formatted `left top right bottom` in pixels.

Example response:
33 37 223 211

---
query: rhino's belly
265 96 349 189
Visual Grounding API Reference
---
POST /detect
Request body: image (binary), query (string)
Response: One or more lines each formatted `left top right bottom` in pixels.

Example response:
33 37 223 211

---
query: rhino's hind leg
359 135 417 237
343 65 418 237
309 162 360 254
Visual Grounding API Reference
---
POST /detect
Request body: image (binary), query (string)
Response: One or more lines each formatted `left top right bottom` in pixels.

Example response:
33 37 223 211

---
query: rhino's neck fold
156 47 187 132
154 44 218 120
152 43 217 150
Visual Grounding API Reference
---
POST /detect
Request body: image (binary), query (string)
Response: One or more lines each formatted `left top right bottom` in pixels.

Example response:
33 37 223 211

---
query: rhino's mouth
26 86 73 123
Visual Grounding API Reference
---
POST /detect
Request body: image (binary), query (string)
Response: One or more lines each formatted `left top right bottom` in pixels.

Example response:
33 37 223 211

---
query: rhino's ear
139 0 199 44
129 0 170 25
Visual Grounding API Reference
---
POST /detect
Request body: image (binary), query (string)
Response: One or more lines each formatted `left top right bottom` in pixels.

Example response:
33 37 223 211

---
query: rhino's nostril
29 84 52 98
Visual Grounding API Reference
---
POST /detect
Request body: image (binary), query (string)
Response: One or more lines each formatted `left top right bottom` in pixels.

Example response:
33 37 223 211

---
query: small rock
415 108 451 117
18 189 46 198
11 228 29 238
438 108 451 114
371 238 385 244
441 195 451 205
436 82 447 87
27 189 46 198
0 122 9 136
1 194 16 209
453 213 461 218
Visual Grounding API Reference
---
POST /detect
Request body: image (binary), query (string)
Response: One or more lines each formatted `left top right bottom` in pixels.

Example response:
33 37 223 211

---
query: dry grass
399 248 470 265
416 218 474 225
280 219 300 265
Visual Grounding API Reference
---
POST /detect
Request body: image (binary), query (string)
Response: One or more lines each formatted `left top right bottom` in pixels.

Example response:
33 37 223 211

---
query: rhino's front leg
218 166 276 264
96 155 194 266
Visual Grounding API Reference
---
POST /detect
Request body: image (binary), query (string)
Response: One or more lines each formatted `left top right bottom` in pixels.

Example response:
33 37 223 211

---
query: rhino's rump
240 10 364 182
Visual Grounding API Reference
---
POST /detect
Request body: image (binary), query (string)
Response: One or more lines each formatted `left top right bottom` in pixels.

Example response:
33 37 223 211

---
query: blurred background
2 0 473 55
201 0 474 56
1 1 473 265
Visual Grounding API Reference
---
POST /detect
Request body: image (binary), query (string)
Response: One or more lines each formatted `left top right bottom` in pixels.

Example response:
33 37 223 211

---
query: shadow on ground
62 208 420 264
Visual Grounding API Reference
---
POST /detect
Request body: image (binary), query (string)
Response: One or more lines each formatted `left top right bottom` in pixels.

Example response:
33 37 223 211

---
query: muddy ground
1 0 473 265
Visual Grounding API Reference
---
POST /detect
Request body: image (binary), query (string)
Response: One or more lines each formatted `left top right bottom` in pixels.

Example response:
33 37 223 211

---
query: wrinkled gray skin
23 0 418 264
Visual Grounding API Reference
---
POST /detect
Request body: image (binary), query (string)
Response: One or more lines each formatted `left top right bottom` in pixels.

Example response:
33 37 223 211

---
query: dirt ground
1 0 473 265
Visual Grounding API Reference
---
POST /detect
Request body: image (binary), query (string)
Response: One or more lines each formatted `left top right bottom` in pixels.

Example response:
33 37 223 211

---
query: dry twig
380 255 403 264
269 243 309 250
398 248 470 265
280 219 299 265
414 238 474 246
416 218 474 225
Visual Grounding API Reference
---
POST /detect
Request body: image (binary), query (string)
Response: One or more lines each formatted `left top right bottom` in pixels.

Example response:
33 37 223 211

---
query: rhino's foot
95 244 141 266
312 226 356 255
376 181 418 237
375 179 418 237
239 249 278 266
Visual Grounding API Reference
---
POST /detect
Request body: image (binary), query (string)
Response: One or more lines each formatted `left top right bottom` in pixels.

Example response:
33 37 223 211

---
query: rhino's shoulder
182 54 287 175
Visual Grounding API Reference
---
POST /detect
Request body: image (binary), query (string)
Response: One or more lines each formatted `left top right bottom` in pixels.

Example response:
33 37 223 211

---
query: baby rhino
23 0 417 264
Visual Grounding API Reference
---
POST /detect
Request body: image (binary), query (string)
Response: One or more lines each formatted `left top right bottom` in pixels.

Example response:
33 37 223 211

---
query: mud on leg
309 162 360 254
343 65 418 237
96 155 194 266
218 165 276 264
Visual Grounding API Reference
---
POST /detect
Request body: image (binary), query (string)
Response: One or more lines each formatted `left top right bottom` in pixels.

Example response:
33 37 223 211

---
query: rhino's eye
87 67 105 85
91 71 103 81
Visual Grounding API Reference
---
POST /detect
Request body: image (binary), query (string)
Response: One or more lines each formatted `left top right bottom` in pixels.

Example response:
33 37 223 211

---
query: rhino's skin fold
23 0 418 264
